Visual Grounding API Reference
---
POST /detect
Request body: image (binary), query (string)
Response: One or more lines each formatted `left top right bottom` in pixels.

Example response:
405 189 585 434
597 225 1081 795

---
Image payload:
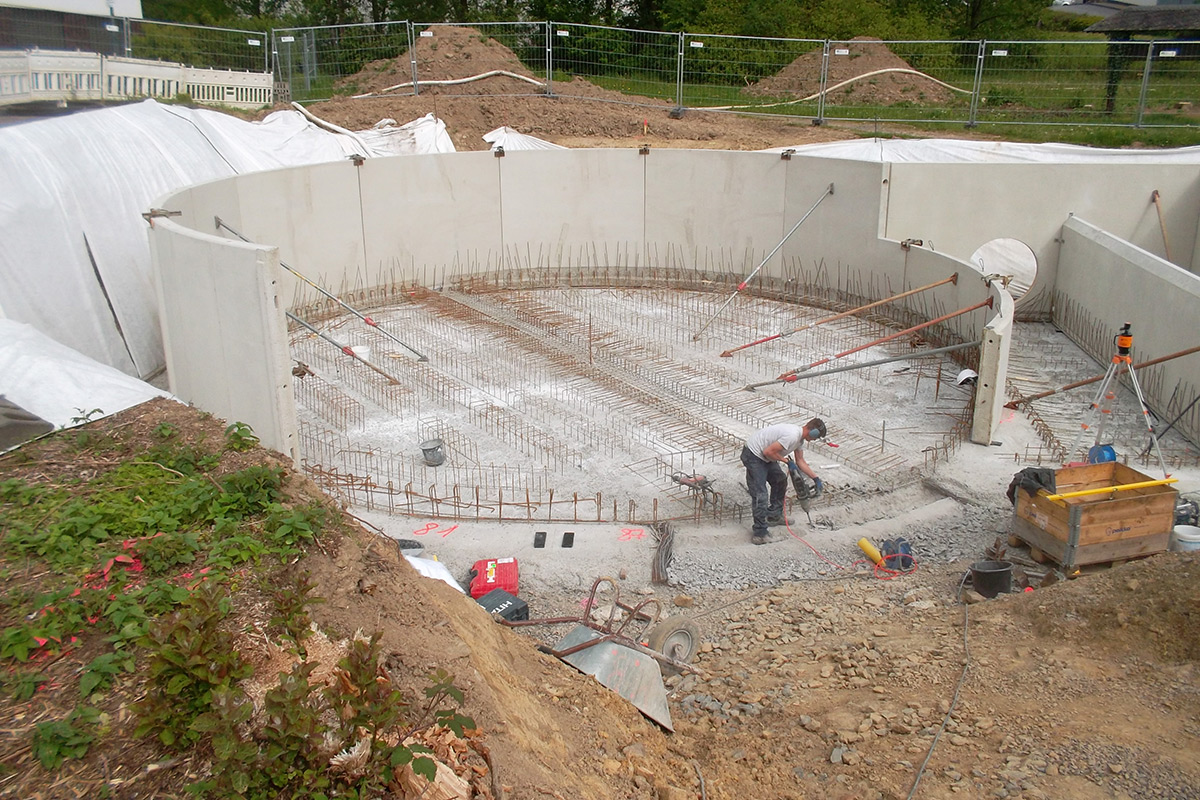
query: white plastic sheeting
0 320 169 433
0 99 454 381
483 126 566 151
764 138 1200 164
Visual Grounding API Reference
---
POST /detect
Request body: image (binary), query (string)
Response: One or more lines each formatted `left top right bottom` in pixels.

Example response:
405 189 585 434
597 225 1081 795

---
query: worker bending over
741 418 826 545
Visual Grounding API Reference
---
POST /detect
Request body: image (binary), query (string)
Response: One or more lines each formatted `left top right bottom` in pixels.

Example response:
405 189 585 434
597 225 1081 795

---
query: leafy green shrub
135 582 253 749
224 422 260 452
32 707 101 769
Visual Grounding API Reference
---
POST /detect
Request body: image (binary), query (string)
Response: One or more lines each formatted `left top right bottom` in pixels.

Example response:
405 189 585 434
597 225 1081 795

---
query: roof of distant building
1086 5 1200 34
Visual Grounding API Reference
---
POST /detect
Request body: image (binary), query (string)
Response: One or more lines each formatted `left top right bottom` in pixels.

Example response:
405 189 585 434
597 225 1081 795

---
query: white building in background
2 1 144 18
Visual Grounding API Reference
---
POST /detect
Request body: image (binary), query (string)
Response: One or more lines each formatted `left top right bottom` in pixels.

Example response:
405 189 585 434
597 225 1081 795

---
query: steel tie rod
692 183 834 342
720 273 959 357
746 297 993 391
287 311 402 386
215 216 428 362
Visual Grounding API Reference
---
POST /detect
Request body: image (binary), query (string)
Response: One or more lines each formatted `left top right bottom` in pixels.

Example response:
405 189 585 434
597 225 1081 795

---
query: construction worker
741 418 826 545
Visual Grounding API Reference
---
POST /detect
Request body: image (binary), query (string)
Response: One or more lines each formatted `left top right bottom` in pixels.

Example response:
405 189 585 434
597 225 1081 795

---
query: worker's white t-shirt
746 424 805 461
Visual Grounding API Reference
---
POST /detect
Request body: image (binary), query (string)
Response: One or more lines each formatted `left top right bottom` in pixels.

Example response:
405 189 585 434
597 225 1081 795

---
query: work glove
812 476 824 496
786 458 801 476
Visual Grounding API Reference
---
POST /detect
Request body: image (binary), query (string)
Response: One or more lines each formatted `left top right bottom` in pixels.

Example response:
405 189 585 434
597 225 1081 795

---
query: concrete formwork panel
1058 217 1200 428
645 149 784 273
231 162 366 300
497 149 645 270
360 152 500 280
780 157 888 278
883 163 1200 310
149 223 296 459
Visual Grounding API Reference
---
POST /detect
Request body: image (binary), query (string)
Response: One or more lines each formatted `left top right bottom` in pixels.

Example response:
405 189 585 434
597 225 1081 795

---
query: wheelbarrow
494 576 702 731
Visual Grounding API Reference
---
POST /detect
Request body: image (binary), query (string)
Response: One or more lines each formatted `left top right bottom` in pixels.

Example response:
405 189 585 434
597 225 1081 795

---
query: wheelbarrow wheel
646 616 701 663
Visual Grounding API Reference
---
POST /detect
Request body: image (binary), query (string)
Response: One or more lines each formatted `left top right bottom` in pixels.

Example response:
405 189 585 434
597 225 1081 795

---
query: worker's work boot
751 534 769 545
765 515 794 527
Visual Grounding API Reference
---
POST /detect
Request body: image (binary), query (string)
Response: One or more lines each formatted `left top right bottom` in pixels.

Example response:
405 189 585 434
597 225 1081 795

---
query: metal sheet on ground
555 624 673 731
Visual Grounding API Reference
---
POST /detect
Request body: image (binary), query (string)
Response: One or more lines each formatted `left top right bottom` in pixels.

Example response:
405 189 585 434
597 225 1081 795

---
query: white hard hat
955 369 979 386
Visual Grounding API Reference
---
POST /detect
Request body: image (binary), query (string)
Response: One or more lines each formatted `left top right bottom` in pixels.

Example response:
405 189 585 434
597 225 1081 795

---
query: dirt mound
750 36 958 106
1014 551 1200 663
341 25 546 97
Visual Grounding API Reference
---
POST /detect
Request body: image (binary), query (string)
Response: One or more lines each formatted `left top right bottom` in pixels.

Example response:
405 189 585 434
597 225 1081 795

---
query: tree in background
940 0 1045 38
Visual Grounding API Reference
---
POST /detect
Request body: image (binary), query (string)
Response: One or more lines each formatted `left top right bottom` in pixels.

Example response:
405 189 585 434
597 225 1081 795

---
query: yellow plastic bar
1045 478 1177 502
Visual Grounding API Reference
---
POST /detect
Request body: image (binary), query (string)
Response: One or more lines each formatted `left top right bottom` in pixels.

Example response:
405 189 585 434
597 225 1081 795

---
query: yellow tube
858 538 884 566
1045 477 1176 502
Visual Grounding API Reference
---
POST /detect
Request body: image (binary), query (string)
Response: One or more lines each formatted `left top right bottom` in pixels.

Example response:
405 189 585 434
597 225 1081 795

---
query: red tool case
468 557 519 599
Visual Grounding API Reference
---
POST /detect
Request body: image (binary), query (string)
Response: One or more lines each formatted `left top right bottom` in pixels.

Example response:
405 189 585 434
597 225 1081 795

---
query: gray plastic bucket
420 438 445 466
970 560 1013 598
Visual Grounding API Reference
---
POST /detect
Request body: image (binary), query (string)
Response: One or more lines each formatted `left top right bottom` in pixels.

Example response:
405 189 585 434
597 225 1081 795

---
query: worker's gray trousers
741 446 787 538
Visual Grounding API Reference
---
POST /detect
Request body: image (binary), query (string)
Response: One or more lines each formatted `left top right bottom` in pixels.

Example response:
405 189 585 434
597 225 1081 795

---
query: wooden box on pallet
1011 462 1176 571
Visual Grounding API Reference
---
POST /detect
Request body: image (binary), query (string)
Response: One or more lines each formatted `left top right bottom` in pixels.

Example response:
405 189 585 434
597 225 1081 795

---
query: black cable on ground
905 571 972 799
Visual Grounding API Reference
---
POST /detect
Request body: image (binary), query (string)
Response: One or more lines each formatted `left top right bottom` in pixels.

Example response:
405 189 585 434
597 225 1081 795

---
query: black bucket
970 560 1013 598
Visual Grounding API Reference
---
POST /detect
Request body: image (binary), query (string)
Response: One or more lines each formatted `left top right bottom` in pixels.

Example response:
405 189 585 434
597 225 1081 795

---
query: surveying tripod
1067 323 1169 478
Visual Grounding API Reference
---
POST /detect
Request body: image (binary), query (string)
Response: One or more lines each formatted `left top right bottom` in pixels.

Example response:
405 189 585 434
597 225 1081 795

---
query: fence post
547 22 555 96
408 21 419 96
967 40 985 128
815 40 830 125
1135 41 1155 128
675 32 684 113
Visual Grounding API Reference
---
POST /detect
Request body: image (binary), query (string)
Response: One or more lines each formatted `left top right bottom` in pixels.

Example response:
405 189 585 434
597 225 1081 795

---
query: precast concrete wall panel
884 163 1200 309
231 162 366 303
498 149 644 271
780 158 887 281
359 152 501 282
644 150 783 274
894 245 996 345
150 222 296 459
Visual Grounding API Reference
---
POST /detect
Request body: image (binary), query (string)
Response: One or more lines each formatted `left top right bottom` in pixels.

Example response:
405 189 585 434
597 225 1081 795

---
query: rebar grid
291 279 975 521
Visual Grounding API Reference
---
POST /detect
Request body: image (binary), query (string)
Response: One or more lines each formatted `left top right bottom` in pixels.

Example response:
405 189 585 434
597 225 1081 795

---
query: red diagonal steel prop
744 296 994 391
720 273 958 357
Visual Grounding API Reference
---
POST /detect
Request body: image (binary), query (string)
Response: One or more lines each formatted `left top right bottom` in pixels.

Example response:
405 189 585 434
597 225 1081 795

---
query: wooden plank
1017 495 1071 539
1012 518 1169 569
1011 516 1069 565
1070 533 1170 565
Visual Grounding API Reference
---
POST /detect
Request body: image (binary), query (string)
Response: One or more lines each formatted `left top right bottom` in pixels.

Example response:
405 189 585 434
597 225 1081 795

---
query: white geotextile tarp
0 100 454 382
482 126 566 151
0 319 170 431
762 138 1200 164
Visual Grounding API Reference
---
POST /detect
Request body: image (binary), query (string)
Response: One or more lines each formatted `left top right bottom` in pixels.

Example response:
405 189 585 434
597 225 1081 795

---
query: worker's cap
805 417 827 439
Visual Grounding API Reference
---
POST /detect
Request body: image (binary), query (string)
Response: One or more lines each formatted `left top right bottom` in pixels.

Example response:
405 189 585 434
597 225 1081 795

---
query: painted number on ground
413 521 459 537
618 528 646 541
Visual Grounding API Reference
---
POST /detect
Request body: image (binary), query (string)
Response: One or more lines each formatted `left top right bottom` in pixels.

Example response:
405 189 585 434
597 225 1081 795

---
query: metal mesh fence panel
1140 40 1200 128
129 20 268 72
414 22 548 97
0 6 128 56
679 34 824 120
272 21 413 103
971 39 1145 126
816 39 974 125
547 23 680 107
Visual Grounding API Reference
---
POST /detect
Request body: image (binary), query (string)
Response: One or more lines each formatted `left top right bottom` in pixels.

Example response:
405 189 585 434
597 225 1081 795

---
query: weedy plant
1 414 476 796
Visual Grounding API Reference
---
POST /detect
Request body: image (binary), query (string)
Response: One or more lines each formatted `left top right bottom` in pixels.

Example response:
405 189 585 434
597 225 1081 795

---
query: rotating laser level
1066 323 1168 477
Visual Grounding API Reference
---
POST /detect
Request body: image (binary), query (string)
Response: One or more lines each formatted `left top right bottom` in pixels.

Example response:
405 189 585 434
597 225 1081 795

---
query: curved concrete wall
150 149 1040 455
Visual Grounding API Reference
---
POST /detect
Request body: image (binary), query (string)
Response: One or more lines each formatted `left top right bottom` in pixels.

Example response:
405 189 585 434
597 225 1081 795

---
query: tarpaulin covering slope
0 320 169 445
762 138 1200 164
0 100 453 381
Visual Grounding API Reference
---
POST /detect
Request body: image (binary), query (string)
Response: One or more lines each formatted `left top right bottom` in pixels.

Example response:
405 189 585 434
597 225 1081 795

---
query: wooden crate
1011 462 1176 570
